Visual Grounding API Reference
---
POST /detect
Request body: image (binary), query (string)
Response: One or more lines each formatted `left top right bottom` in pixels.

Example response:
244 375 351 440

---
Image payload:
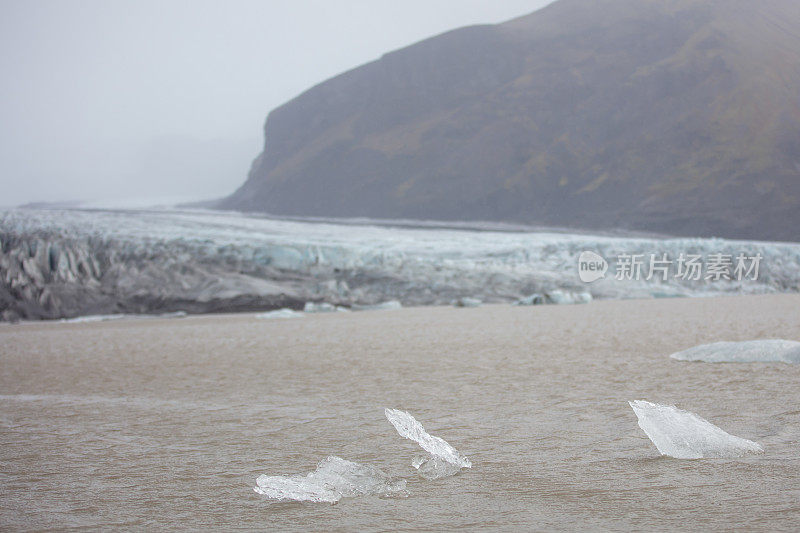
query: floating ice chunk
303 302 349 313
352 300 402 311
255 308 304 319
254 456 406 503
513 293 543 306
384 408 471 470
59 311 187 323
158 311 187 319
545 290 592 305
303 302 335 313
411 454 464 479
629 400 763 459
669 340 800 364
60 314 128 323
452 297 482 307
545 290 572 304
573 292 593 304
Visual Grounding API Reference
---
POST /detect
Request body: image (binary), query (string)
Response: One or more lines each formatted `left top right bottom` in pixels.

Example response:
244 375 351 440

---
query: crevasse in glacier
629 400 763 459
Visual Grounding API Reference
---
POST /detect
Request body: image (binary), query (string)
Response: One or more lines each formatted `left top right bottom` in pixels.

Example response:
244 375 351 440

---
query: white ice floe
629 400 763 459
158 311 188 319
452 297 482 308
513 293 544 306
410 454 465 480
255 308 304 319
303 302 349 313
351 300 402 311
544 290 592 304
254 456 406 503
669 340 800 364
59 311 187 323
513 291 592 305
385 408 471 478
59 314 128 323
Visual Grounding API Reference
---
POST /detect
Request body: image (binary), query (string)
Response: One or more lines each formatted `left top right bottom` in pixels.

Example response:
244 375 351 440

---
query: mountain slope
218 0 800 241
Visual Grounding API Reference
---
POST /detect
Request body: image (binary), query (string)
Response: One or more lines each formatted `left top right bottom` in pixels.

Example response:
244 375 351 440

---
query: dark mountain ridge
218 0 800 241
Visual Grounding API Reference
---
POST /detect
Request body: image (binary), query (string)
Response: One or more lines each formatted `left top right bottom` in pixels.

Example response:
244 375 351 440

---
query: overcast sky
0 0 553 208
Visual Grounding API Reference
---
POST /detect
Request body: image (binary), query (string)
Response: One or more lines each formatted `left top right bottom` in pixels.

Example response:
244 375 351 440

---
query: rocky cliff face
218 0 800 242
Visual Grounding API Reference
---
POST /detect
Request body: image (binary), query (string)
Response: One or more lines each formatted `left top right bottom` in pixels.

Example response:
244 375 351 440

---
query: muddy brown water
1 294 799 531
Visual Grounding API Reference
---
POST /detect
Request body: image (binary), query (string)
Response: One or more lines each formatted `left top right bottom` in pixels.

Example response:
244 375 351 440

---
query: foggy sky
0 0 553 208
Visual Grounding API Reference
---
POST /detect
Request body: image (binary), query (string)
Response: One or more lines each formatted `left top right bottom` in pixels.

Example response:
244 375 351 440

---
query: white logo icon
578 251 608 283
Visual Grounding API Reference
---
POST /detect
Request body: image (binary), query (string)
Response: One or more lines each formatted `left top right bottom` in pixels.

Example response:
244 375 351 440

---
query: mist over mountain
218 0 800 242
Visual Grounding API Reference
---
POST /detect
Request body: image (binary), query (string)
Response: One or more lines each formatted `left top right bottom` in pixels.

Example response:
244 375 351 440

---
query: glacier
1 207 799 321
253 456 407 503
629 400 763 459
669 340 800 363
385 408 471 478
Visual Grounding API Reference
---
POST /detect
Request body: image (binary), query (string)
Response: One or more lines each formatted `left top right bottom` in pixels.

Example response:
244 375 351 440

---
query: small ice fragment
60 314 128 323
158 311 187 318
60 311 189 323
669 340 800 364
411 455 426 469
352 300 402 311
544 290 592 305
384 408 471 469
255 308 304 319
629 400 763 459
254 456 407 503
452 297 482 308
412 455 464 480
303 302 339 313
513 293 543 306
573 291 593 304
